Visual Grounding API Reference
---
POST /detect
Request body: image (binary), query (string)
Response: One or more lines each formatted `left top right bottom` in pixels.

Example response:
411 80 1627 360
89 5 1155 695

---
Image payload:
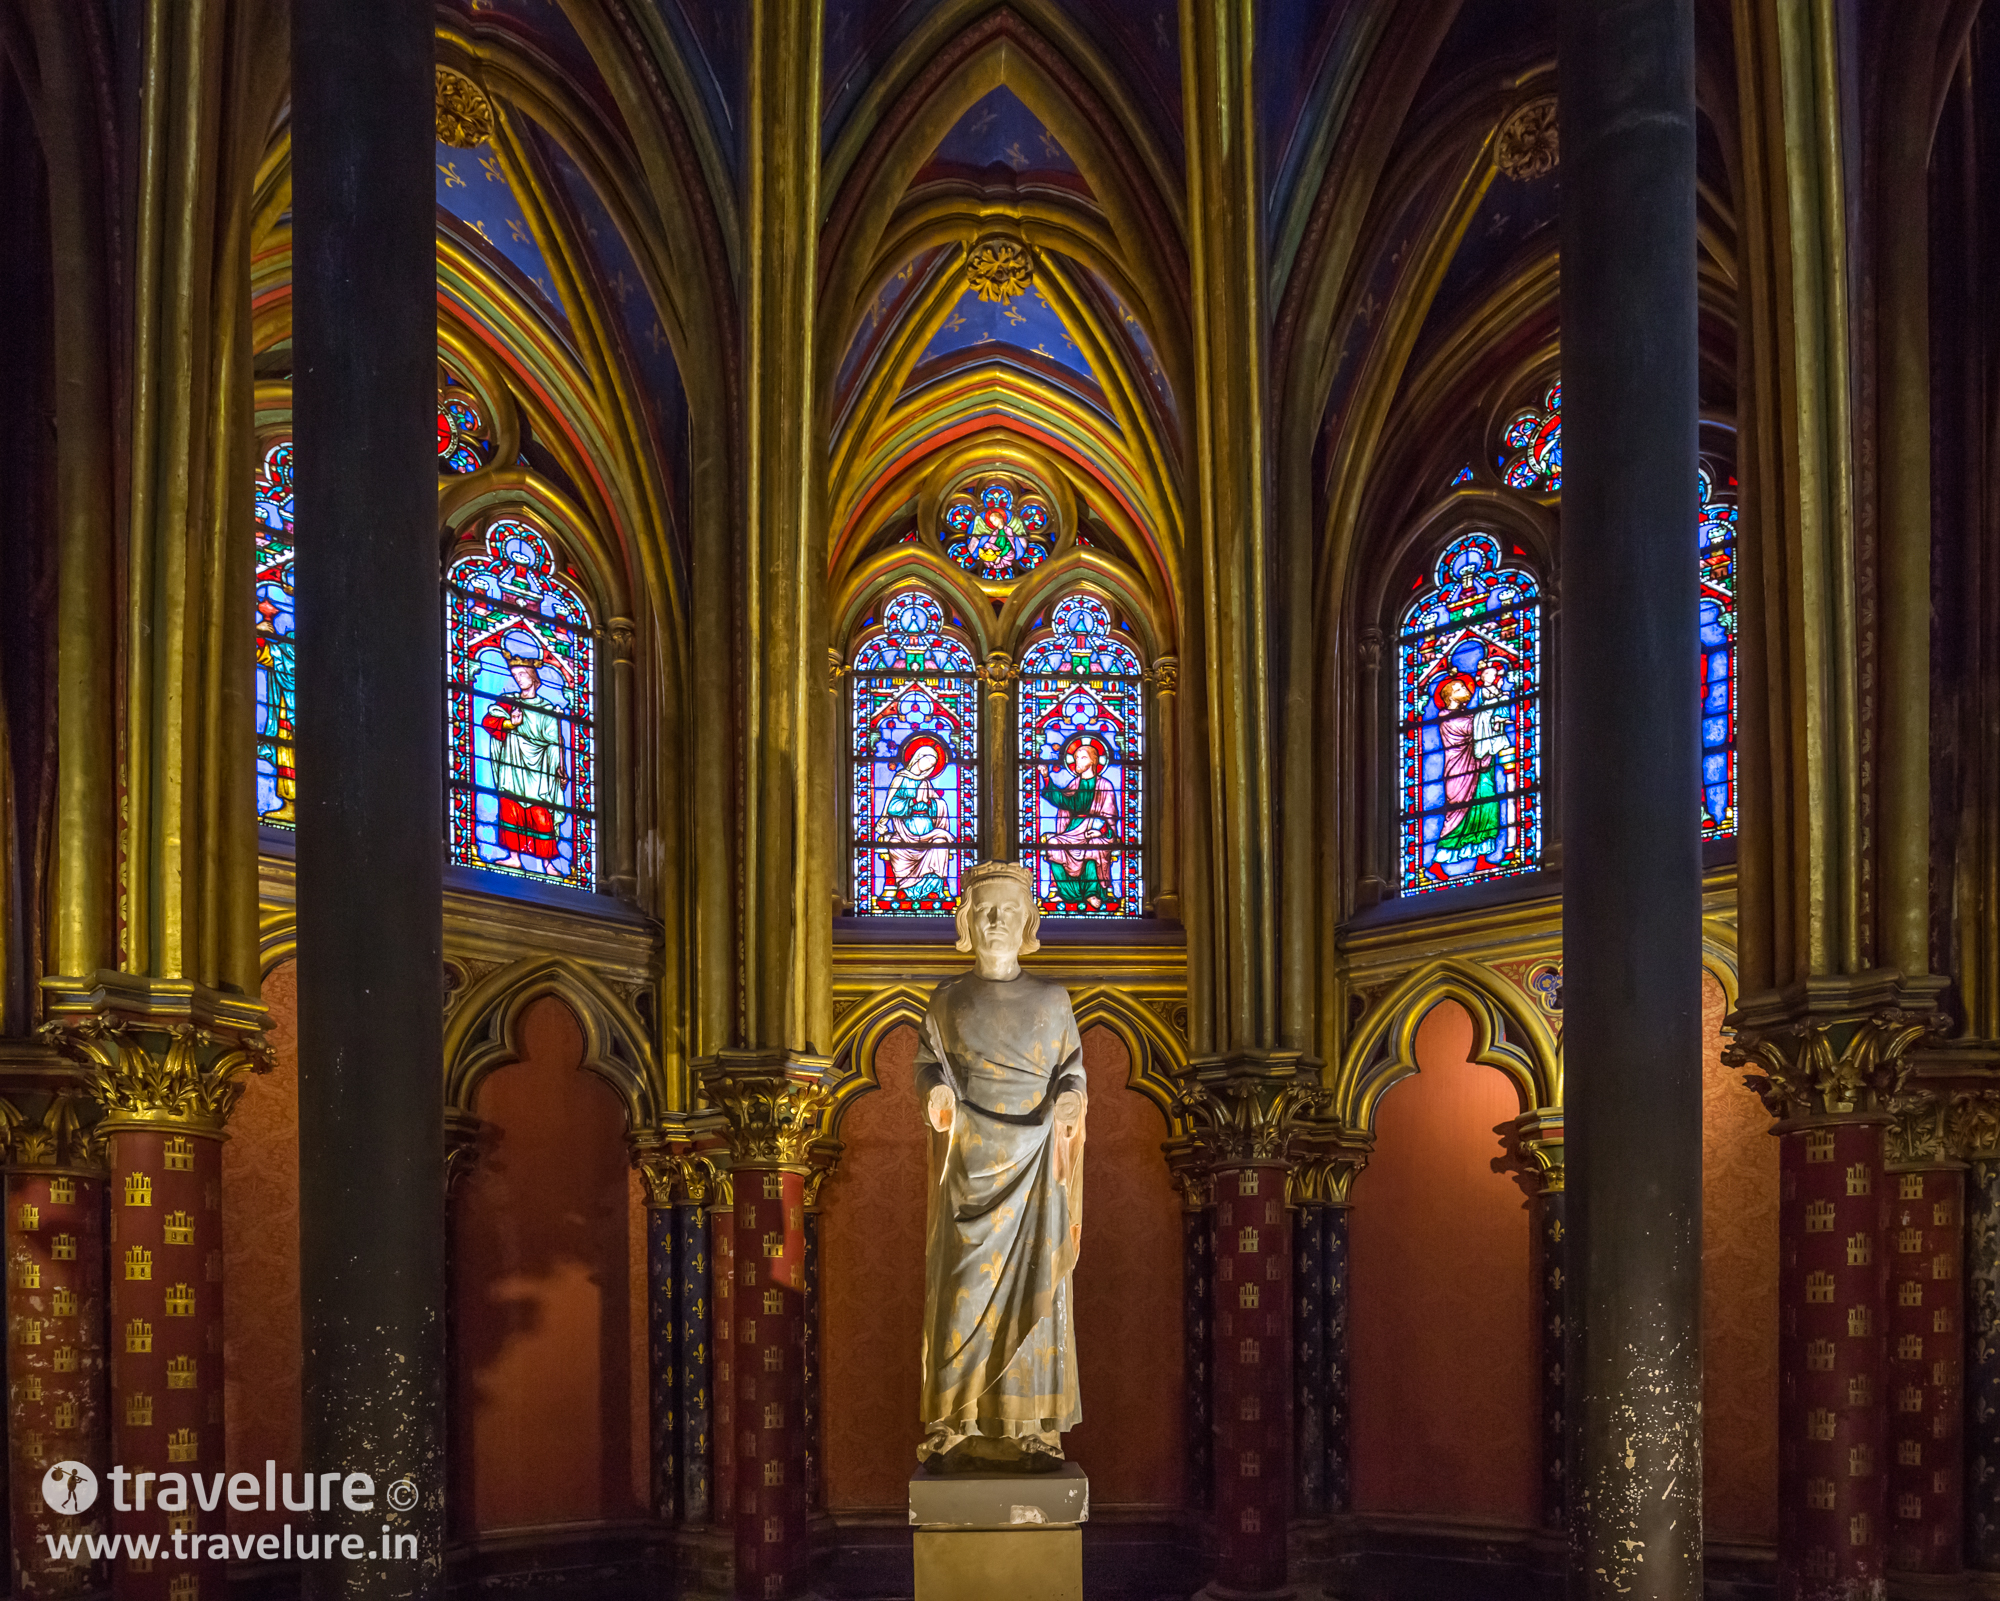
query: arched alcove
452 995 648 1536
1348 999 1538 1525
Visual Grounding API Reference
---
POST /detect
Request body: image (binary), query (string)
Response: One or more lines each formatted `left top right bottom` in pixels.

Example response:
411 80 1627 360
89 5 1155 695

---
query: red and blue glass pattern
942 480 1051 582
253 440 297 828
1501 381 1561 492
446 518 595 887
1397 533 1542 893
1018 594 1144 917
437 385 490 476
850 589 979 914
1450 463 1476 486
1699 458 1738 838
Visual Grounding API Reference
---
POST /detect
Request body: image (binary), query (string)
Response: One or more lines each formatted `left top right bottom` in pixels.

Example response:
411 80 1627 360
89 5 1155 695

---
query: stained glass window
942 480 1052 582
1018 594 1144 916
1699 458 1738 838
850 589 980 913
1500 381 1561 492
1397 533 1542 893
446 517 595 887
254 440 297 828
1450 463 1476 486
438 381 491 476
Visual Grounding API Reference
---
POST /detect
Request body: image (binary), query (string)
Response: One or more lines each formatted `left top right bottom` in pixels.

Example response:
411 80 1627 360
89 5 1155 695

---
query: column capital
1509 1107 1565 1195
1149 654 1178 695
0 1092 105 1177
1287 1124 1372 1207
1725 970 1950 1121
1163 1137 1213 1210
629 1127 729 1208
1174 1050 1328 1168
606 615 637 658
696 1051 834 1171
40 979 271 1137
445 1110 484 1199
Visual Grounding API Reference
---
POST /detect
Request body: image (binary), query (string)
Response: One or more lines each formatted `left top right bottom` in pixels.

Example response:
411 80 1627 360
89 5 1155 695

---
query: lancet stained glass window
1501 381 1561 492
253 440 297 827
942 480 1051 583
446 517 596 887
1699 458 1739 837
1018 594 1144 916
1397 533 1542 892
850 589 980 913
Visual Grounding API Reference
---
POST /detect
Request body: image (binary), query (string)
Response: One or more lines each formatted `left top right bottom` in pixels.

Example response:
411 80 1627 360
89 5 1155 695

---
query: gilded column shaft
8 1166 108 1599
1882 1165 1963 1574
982 653 1013 855
1780 1123 1887 1600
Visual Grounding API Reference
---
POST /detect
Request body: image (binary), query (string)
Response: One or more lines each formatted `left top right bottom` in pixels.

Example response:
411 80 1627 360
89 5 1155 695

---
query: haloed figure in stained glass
253 440 297 826
1041 733 1120 913
483 633 571 872
883 733 959 903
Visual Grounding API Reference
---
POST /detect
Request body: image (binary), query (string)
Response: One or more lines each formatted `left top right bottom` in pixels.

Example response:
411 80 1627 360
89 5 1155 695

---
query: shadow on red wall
819 1022 1183 1512
450 995 648 1536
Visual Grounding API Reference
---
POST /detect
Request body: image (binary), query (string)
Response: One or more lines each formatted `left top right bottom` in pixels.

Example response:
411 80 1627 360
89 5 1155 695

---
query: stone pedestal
909 1463 1086 1601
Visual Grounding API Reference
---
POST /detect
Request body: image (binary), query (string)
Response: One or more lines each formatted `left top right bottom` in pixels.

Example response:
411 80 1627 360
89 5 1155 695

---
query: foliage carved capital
697 1052 834 1170
42 1018 271 1137
1510 1108 1565 1194
0 1093 105 1176
1724 974 1950 1121
1173 1051 1328 1167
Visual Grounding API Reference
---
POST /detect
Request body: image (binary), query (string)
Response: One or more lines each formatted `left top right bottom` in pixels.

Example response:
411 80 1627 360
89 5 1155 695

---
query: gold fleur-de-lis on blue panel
648 321 669 355
479 152 505 184
1002 304 1027 327
1004 140 1028 168
470 218 493 243
610 269 634 302
1040 129 1061 161
942 311 966 335
437 161 466 189
507 217 530 244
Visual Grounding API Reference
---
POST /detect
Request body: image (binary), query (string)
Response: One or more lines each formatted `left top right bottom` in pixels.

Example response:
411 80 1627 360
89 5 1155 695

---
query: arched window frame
253 435 297 829
840 559 1166 921
846 584 984 914
443 511 602 891
1013 588 1148 918
1392 530 1547 896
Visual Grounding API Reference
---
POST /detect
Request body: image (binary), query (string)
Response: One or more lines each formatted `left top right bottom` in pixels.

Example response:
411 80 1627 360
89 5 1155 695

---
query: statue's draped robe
915 973 1087 1444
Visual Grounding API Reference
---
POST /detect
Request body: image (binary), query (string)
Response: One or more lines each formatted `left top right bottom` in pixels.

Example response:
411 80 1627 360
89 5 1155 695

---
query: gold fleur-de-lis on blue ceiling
479 151 505 184
437 160 467 189
1004 139 1028 169
507 217 530 244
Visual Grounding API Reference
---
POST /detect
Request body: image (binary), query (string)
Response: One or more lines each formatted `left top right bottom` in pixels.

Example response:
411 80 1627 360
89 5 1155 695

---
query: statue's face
964 879 1031 962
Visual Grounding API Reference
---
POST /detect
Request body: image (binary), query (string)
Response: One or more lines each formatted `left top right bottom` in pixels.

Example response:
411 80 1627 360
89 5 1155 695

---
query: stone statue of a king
915 860 1087 1471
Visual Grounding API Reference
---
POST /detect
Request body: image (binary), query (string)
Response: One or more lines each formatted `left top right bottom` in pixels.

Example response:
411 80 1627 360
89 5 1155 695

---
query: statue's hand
926 1083 956 1132
1053 1089 1083 1131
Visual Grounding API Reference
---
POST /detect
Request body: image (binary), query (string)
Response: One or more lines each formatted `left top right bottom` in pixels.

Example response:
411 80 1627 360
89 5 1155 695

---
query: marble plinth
910 1462 1087 1601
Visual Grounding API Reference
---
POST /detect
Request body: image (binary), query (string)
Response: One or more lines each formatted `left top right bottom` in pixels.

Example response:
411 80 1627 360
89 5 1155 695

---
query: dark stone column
291 3 445 1595
1558 0 1702 1593
1538 1187 1569 1534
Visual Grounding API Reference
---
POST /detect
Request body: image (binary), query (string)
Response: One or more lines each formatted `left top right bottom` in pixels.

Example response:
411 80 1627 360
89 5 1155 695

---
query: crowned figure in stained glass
253 440 298 826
